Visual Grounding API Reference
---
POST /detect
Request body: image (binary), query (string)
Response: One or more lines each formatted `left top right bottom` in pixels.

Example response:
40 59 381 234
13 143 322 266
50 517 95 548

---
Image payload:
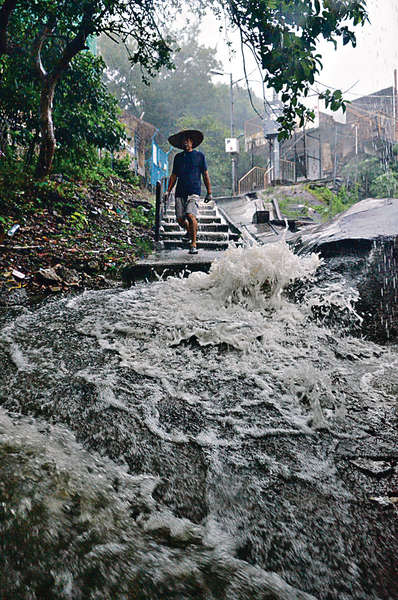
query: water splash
0 241 397 599
188 241 322 309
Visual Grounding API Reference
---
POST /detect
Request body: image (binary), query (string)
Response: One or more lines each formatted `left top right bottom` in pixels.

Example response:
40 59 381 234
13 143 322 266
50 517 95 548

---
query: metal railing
154 181 162 242
280 159 296 183
238 166 272 195
154 177 170 242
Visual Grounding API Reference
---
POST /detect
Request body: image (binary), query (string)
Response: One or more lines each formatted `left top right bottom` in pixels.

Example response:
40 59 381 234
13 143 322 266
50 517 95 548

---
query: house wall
242 86 398 184
118 112 156 177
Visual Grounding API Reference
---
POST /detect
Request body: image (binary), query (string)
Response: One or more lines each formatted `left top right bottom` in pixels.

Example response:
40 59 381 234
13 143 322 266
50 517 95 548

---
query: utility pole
229 73 234 137
318 127 322 179
394 69 398 142
210 69 238 195
332 124 338 199
355 123 358 155
318 98 322 179
230 73 237 195
273 137 280 181
303 124 307 179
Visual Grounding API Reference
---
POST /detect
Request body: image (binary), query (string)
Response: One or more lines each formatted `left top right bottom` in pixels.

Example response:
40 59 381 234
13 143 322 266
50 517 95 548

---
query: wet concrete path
122 200 237 284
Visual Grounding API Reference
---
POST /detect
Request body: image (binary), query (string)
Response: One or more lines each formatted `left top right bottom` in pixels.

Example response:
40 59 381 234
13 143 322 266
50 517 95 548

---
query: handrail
239 166 258 181
238 166 272 194
280 159 296 183
155 177 171 242
154 180 161 242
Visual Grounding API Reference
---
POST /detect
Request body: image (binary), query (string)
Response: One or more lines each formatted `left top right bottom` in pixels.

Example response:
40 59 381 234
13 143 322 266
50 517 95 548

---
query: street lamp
210 69 239 195
211 70 234 137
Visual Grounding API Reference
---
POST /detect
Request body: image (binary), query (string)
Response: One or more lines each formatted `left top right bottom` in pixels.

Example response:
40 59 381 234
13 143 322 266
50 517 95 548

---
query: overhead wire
239 29 264 121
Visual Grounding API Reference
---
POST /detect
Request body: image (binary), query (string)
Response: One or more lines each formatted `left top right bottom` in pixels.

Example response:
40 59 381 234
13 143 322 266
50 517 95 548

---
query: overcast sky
197 0 398 109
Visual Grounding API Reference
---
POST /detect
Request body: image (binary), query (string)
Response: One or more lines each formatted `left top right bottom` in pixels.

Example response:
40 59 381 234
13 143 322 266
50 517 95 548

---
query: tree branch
49 7 96 84
32 17 57 80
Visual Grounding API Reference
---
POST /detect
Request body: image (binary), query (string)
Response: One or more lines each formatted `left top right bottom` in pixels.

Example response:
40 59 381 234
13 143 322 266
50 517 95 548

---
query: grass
277 195 310 219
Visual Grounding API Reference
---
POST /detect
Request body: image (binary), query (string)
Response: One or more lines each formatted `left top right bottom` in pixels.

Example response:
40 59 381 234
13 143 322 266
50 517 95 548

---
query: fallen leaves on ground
0 175 155 305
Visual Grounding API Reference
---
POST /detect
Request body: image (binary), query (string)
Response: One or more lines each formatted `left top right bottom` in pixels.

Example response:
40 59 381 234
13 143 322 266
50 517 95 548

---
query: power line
239 30 264 121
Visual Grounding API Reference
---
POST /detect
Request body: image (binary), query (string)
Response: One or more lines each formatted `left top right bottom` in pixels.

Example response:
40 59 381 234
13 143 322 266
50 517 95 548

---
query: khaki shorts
175 194 199 219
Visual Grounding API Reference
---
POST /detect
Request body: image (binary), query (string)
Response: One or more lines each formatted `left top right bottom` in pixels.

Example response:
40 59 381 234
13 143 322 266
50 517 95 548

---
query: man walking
166 129 212 254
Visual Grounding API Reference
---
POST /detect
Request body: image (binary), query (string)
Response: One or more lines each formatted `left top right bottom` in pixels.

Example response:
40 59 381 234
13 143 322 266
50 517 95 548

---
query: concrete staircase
161 202 239 251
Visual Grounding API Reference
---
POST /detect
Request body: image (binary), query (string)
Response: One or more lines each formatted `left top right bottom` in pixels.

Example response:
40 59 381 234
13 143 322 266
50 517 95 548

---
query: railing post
155 180 161 242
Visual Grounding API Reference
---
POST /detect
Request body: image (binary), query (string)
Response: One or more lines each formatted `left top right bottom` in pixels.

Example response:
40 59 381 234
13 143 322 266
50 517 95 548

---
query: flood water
0 241 397 600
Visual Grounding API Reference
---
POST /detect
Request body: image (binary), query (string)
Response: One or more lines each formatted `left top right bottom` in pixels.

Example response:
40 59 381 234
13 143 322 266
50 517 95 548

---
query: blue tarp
148 138 170 189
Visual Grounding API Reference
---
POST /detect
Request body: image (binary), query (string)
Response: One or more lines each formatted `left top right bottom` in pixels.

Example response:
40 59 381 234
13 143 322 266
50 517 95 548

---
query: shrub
129 205 155 227
369 171 398 198
308 184 359 220
112 156 140 186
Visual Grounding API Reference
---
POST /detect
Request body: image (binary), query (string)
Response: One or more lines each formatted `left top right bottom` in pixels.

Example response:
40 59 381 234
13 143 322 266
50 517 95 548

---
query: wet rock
0 287 29 306
370 496 398 508
55 265 80 285
140 511 204 547
37 267 62 284
293 198 398 253
335 437 398 460
87 260 100 273
11 269 25 280
130 199 152 210
292 198 398 342
350 458 394 478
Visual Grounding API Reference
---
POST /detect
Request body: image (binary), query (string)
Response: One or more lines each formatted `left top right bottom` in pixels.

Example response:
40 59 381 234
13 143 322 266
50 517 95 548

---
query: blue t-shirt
172 149 208 198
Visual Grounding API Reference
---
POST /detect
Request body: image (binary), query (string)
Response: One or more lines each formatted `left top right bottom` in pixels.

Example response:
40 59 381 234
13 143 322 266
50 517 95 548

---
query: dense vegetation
0 0 368 181
0 0 372 299
308 148 398 219
99 31 265 196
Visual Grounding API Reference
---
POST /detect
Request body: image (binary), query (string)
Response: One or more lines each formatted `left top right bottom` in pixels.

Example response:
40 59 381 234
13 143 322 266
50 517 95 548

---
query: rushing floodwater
0 241 397 600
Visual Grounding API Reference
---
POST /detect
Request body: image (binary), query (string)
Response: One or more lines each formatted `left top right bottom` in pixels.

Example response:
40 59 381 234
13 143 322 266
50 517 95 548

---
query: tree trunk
35 77 56 178
31 12 91 179
0 121 7 155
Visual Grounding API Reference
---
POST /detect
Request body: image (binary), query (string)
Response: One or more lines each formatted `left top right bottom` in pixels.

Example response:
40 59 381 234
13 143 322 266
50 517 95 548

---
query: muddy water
0 242 397 599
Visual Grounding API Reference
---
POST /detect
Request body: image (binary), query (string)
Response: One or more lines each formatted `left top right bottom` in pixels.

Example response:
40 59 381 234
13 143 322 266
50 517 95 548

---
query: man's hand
204 192 213 203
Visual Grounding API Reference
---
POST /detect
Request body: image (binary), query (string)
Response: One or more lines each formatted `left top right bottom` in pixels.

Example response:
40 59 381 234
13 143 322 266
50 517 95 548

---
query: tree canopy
99 30 263 142
1 50 125 154
0 0 174 176
0 0 368 178
224 0 368 136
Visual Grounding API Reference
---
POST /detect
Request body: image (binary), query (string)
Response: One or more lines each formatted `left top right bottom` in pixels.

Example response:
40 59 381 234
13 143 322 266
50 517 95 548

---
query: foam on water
0 240 397 599
185 241 322 308
0 408 318 599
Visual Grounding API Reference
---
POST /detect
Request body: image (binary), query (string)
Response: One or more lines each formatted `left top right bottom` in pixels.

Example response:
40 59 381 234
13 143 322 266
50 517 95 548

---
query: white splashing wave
148 241 322 350
186 241 322 308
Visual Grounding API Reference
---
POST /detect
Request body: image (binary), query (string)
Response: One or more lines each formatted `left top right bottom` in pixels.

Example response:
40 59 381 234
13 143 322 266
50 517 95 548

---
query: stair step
167 203 215 209
163 223 229 233
163 240 229 250
162 231 229 242
163 216 221 224
165 210 217 218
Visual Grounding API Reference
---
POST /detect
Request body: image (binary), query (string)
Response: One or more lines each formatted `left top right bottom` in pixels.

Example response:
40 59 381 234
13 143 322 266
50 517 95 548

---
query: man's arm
202 170 212 201
167 173 177 194
203 170 211 195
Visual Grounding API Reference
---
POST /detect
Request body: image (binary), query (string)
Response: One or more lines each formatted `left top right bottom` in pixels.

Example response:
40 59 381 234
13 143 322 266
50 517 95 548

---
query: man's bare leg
186 213 198 247
177 217 189 234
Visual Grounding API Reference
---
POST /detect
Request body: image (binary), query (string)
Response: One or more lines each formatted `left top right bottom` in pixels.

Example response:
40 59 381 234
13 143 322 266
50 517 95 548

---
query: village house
242 84 398 188
118 111 156 179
